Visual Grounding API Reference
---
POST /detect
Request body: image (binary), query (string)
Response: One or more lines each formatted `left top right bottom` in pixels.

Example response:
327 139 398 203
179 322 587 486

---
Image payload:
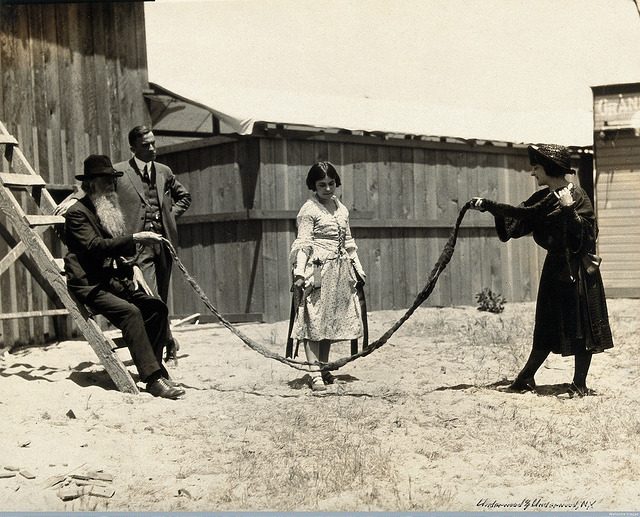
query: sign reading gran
594 92 640 131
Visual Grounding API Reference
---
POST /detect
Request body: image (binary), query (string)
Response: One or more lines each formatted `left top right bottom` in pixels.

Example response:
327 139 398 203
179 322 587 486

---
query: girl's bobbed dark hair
306 161 341 191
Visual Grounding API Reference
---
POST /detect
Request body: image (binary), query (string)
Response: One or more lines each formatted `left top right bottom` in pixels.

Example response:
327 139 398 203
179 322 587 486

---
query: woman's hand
555 187 575 208
469 197 487 211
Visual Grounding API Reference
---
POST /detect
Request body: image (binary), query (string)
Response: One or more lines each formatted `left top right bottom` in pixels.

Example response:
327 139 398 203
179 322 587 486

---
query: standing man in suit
113 126 192 361
64 154 185 399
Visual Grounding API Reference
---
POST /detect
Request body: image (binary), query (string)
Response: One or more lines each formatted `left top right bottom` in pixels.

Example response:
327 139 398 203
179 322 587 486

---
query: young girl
288 162 366 391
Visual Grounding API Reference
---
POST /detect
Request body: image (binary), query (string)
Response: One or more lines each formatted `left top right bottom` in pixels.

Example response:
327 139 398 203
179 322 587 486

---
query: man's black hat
75 154 124 180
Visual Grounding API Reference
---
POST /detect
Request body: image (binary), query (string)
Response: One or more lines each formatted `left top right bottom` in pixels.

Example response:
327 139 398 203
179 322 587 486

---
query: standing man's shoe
147 378 185 399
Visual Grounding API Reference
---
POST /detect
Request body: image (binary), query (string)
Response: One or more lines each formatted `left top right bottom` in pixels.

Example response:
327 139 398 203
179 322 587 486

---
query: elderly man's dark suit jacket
113 158 191 246
64 195 171 382
64 196 137 303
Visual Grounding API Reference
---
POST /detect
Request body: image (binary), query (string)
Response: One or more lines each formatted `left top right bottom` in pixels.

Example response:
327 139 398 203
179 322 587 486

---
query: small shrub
475 288 506 314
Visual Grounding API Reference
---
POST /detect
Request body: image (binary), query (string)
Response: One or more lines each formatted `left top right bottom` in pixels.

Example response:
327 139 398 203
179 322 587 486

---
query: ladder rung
0 135 18 145
0 308 69 320
26 215 66 227
45 183 77 192
0 173 46 187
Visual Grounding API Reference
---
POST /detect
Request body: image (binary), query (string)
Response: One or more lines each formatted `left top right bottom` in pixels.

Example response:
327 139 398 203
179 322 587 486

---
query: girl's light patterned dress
289 196 364 341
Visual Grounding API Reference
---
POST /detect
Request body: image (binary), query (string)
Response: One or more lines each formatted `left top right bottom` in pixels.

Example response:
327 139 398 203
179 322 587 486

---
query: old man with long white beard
64 155 185 399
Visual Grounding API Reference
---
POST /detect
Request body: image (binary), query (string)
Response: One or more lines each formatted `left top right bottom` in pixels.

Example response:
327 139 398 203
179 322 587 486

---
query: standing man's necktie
143 165 150 182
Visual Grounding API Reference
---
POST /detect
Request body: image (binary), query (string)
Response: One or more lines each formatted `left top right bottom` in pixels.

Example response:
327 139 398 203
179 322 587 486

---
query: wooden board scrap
89 485 115 498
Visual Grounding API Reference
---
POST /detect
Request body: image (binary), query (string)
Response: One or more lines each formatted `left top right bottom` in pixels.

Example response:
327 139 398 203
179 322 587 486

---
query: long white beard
93 192 127 238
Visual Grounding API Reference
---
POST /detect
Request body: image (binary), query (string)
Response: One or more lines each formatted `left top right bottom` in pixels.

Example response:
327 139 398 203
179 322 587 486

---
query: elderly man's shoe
162 377 184 392
147 378 184 399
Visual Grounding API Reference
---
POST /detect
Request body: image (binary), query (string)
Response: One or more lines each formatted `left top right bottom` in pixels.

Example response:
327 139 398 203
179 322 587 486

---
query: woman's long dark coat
487 185 613 356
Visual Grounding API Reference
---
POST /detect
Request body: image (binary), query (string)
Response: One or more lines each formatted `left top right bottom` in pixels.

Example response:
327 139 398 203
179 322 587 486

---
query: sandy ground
1 298 639 512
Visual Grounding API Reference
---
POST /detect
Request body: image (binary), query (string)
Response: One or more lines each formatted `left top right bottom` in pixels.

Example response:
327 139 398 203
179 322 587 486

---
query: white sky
144 0 640 145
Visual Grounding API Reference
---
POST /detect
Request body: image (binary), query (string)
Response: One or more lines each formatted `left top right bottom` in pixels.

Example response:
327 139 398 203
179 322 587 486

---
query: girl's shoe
310 376 327 392
322 371 346 385
321 371 336 384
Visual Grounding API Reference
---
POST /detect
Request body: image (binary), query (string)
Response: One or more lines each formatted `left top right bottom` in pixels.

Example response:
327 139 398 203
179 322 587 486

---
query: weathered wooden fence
159 132 551 323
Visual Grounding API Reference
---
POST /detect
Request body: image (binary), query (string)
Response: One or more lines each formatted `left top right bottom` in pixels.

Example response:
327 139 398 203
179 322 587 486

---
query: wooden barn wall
594 131 640 297
160 136 546 323
0 2 150 346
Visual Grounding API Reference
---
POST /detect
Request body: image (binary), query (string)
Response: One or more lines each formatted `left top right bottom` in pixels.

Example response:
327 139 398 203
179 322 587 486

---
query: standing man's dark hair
128 125 153 147
113 126 192 363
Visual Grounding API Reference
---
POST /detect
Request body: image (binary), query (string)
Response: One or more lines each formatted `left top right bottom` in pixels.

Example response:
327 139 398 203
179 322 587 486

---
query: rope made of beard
160 201 474 372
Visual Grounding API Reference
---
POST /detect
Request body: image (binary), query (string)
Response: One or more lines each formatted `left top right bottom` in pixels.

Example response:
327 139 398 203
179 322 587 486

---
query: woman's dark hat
75 154 124 180
527 144 573 173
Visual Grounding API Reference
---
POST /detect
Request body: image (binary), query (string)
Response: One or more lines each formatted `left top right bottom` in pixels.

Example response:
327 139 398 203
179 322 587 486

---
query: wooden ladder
0 120 139 394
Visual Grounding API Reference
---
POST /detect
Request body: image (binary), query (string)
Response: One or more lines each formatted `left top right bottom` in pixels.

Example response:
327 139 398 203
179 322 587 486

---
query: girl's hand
291 275 305 307
292 276 305 289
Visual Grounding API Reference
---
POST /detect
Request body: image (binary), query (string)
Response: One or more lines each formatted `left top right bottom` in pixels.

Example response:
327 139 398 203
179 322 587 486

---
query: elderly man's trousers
82 288 169 382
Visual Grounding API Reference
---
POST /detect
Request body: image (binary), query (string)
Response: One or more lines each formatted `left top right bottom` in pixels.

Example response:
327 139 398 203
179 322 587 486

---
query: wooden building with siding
0 1 151 346
592 82 640 298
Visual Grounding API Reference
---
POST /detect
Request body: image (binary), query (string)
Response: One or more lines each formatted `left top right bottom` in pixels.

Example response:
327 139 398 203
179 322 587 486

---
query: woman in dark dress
470 143 613 397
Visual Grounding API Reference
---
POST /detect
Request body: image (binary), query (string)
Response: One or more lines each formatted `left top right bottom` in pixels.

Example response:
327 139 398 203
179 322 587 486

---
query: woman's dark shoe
566 383 596 398
147 378 185 399
504 377 537 393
